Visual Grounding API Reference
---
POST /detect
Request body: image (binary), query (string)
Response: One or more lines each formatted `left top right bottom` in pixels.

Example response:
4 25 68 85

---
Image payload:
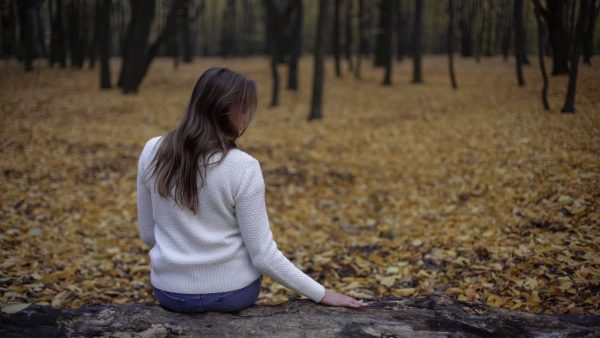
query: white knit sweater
136 136 326 302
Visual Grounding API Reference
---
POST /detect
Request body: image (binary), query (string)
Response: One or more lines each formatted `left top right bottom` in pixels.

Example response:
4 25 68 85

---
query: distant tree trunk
221 0 236 58
561 0 590 113
355 0 367 79
412 0 424 84
308 0 326 121
16 0 34 71
344 0 353 71
264 0 280 106
474 1 482 62
459 0 475 57
98 0 111 89
484 1 494 56
1 0 18 58
448 0 457 89
119 0 183 93
533 0 549 110
181 0 193 63
395 0 406 61
287 0 302 90
382 0 393 85
582 0 599 65
374 0 387 67
541 0 570 75
514 0 525 86
501 0 513 61
334 0 342 77
55 0 66 67
67 0 84 68
34 1 47 59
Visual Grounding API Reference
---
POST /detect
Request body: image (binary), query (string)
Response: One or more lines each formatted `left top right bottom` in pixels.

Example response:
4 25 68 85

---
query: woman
137 67 367 313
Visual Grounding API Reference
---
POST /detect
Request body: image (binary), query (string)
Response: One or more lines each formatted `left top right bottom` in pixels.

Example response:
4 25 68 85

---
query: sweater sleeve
234 158 326 303
137 143 156 247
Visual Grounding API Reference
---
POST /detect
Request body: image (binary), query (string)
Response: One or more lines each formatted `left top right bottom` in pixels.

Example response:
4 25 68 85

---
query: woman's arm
234 158 325 302
137 144 156 247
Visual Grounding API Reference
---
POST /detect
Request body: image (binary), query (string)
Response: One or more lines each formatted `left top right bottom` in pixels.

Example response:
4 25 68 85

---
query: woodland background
0 0 599 315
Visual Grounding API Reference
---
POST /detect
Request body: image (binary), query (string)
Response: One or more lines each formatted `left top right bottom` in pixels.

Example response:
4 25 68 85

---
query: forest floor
0 56 598 315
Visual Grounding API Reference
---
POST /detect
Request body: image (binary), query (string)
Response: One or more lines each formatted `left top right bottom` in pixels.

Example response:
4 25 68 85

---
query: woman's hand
319 289 368 308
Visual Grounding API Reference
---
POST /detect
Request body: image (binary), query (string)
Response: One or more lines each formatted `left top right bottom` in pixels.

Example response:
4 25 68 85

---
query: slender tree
533 0 549 110
514 0 525 86
412 0 424 84
562 0 590 113
395 0 406 61
582 0 599 65
355 0 367 79
334 0 342 77
288 0 302 90
344 0 353 71
308 0 327 121
540 1 570 75
119 0 184 93
98 0 111 89
448 0 457 89
382 0 393 85
16 0 34 71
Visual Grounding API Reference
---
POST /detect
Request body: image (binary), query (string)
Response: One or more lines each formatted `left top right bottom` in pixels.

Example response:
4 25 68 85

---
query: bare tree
514 0 525 86
98 0 111 89
448 0 457 89
533 0 549 110
308 0 327 121
562 0 590 113
412 0 424 84
382 0 393 85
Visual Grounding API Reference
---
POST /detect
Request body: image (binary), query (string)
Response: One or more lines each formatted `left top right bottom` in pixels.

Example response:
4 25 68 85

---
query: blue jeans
152 275 262 313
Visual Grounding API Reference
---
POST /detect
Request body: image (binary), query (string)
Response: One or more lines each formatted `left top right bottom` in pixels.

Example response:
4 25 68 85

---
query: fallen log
1 294 598 337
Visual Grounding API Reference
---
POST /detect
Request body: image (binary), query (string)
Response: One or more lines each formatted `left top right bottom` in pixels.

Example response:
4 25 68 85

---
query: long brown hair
144 67 258 214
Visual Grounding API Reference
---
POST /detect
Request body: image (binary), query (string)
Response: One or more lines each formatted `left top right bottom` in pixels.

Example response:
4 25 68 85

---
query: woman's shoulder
225 148 260 167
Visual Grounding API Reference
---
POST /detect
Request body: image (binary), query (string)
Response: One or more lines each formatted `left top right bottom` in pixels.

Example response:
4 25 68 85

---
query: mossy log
1 294 598 337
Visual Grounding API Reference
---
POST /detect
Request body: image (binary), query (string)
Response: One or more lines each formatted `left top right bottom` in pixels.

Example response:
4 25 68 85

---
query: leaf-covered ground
1 56 598 315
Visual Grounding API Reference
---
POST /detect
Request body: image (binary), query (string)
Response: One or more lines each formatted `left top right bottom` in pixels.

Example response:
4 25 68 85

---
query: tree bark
533 0 549 111
98 0 111 89
355 0 367 80
561 0 590 113
412 0 424 84
16 0 34 71
448 0 457 89
382 0 393 85
514 0 526 86
308 0 326 121
344 0 353 71
582 0 599 65
287 0 302 90
542 0 570 75
334 0 342 77
2 295 598 337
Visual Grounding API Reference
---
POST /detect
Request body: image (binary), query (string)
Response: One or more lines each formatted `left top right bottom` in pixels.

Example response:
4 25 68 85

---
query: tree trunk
561 0 590 113
395 0 406 61
98 0 111 89
308 0 326 121
382 0 393 85
412 0 424 84
16 0 34 71
344 0 353 71
355 0 366 79
221 0 236 58
448 0 457 89
34 1 47 59
264 0 280 106
1 296 598 337
533 0 549 110
459 0 475 57
119 0 183 93
543 0 570 75
287 0 302 90
501 0 513 61
334 0 342 77
514 0 525 86
374 0 387 67
582 0 599 65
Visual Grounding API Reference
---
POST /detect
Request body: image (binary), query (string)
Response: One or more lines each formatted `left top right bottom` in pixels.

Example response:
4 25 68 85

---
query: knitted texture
137 136 325 302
